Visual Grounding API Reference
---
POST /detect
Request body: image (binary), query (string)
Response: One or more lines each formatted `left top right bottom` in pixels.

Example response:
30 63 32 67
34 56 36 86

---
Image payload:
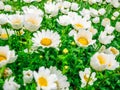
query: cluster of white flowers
3 66 70 90
0 0 119 89
0 5 43 33
23 0 42 3
3 77 20 90
0 1 12 12
90 45 119 71
83 0 120 8
44 0 79 17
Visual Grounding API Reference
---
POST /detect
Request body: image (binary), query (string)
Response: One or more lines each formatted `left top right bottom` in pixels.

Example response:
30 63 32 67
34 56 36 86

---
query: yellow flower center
27 18 38 25
110 48 118 55
55 81 60 89
40 38 52 46
84 74 92 82
97 55 106 65
75 23 84 28
77 37 89 45
0 34 8 39
38 77 48 86
108 63 112 67
0 55 7 62
12 19 21 24
84 74 88 82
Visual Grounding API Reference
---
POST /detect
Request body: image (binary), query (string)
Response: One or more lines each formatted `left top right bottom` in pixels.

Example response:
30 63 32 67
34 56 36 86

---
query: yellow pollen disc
110 48 118 55
38 77 48 86
108 63 112 67
84 74 88 82
27 18 38 25
75 23 84 28
97 55 106 65
40 38 52 46
0 34 8 39
55 81 60 89
12 19 21 24
77 37 89 45
84 74 92 82
0 55 7 62
26 73 30 76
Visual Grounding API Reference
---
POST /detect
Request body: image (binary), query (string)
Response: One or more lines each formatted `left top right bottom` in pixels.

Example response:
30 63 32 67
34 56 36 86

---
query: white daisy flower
106 0 111 3
92 17 100 23
98 8 106 15
74 30 96 47
101 18 111 27
3 67 13 78
23 0 34 3
60 7 70 14
115 22 120 32
68 29 77 36
8 14 23 30
106 54 119 70
50 66 70 90
70 2 79 11
57 15 71 26
23 70 33 86
24 14 42 32
96 0 103 4
90 8 98 17
58 1 71 14
67 11 79 20
80 8 91 20
62 1 71 9
98 31 114 45
105 47 119 56
44 2 59 17
0 1 4 10
113 11 119 17
111 0 120 8
90 52 110 71
79 68 97 87
22 5 44 17
34 66 57 90
88 0 97 5
0 14 8 25
0 45 18 68
0 27 14 40
88 27 97 35
71 16 91 30
104 25 114 34
3 77 20 90
4 5 12 12
32 29 61 49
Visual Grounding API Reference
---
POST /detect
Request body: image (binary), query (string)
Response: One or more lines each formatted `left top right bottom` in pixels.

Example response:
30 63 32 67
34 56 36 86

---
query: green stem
85 71 92 90
26 31 32 58
0 66 6 78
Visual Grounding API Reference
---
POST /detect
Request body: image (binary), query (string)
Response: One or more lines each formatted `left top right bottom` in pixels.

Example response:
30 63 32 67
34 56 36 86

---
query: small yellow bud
71 41 76 45
63 48 68 54
40 55 43 59
64 66 69 69
111 16 116 20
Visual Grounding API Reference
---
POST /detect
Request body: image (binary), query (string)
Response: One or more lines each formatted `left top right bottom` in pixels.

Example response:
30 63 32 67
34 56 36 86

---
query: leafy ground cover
0 0 120 90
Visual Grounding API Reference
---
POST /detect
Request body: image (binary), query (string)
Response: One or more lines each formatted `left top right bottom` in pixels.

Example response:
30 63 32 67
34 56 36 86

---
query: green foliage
0 0 120 90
